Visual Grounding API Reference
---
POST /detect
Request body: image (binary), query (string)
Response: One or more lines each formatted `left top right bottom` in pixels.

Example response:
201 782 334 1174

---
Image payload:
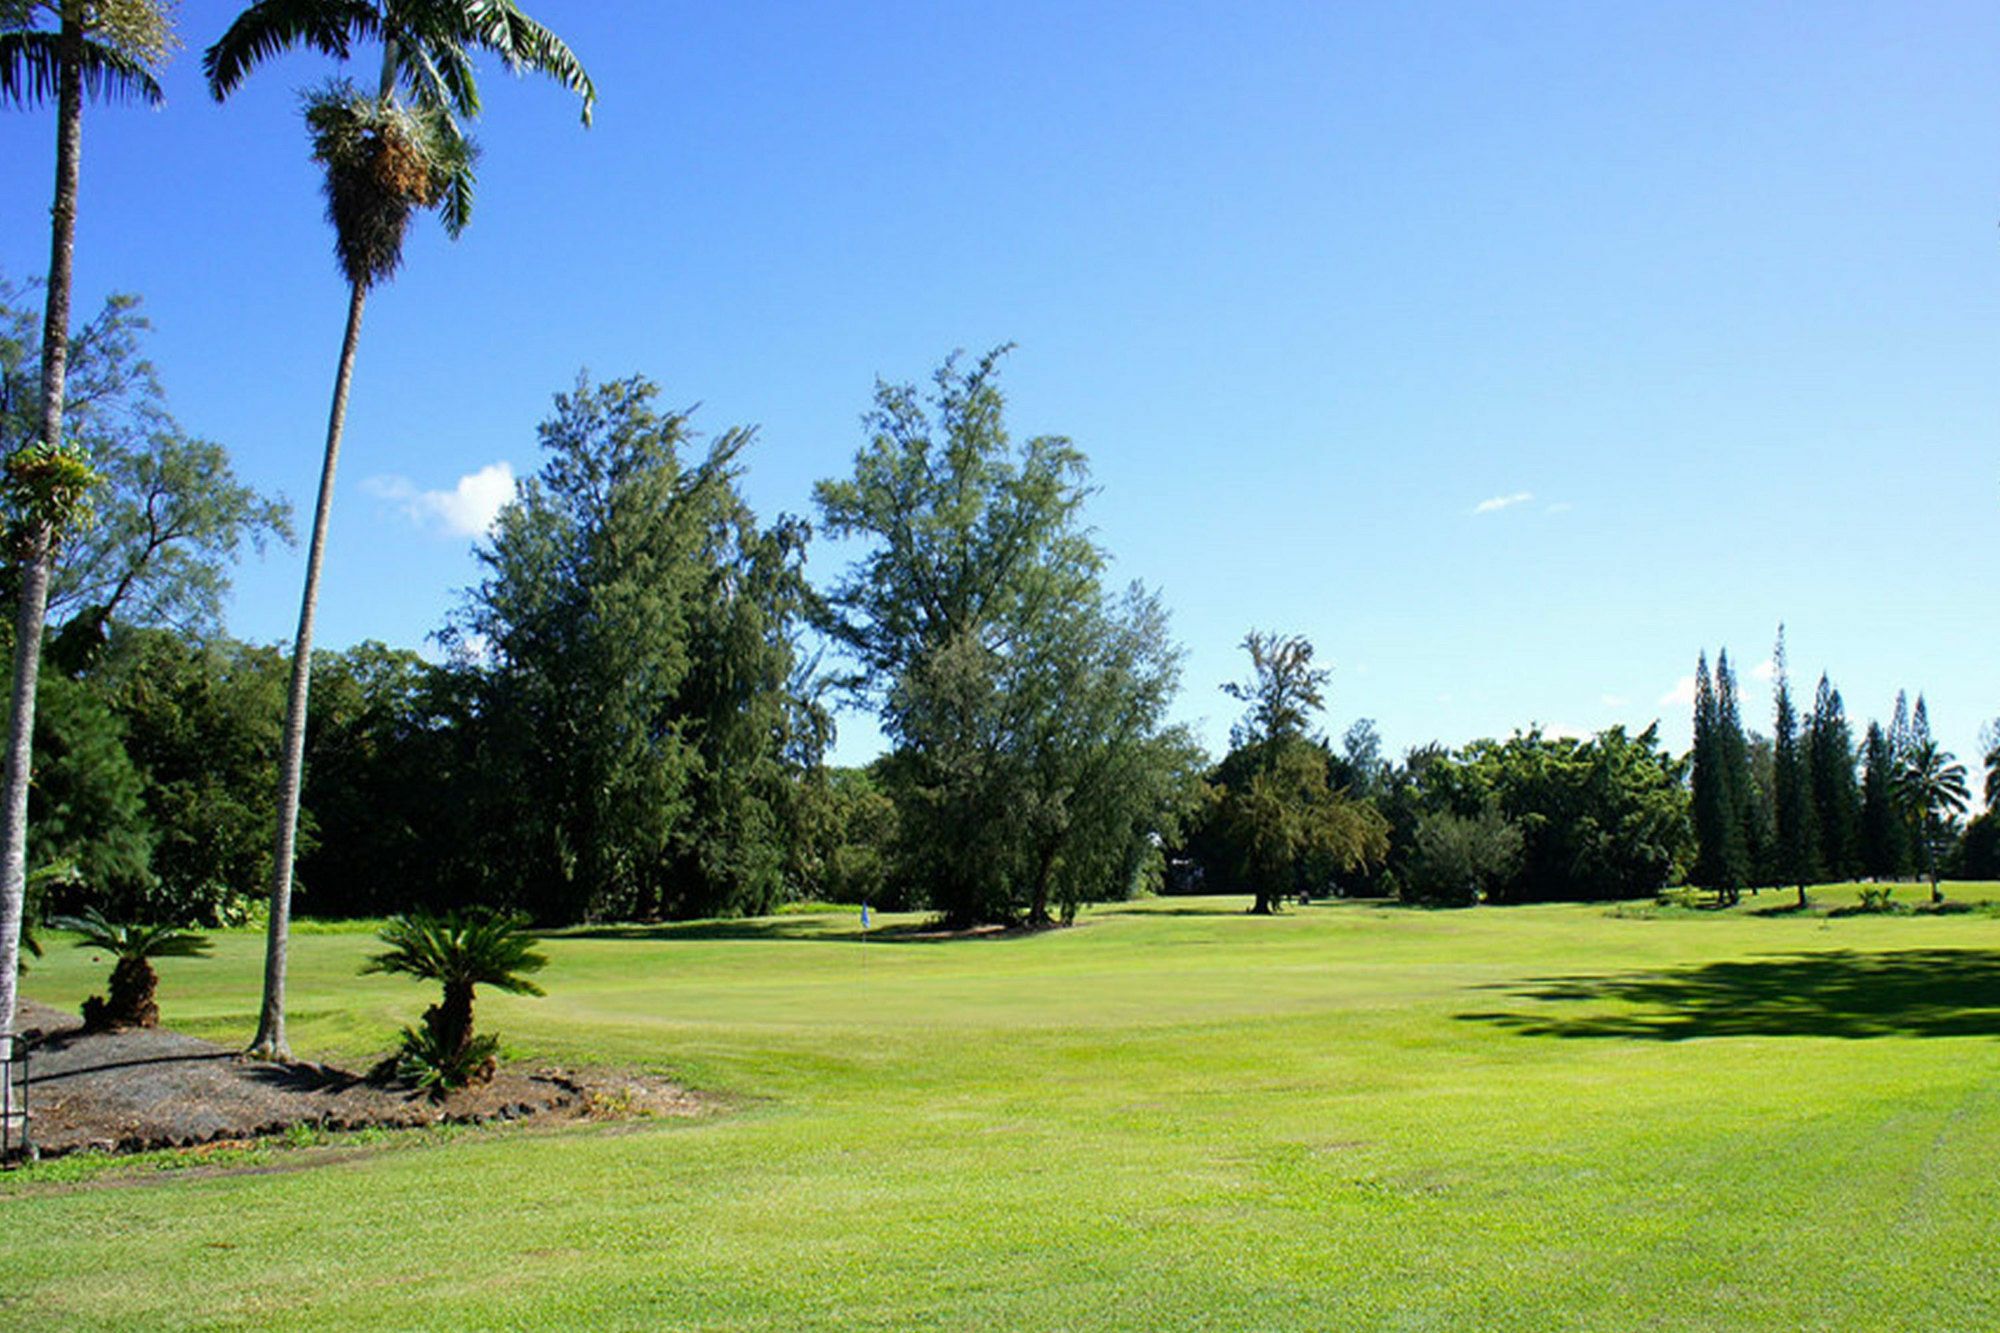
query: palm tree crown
204 0 594 232
1 1 169 111
362 908 547 995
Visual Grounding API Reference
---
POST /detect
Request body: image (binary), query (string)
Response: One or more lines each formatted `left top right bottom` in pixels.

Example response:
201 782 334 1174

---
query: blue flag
861 905 871 930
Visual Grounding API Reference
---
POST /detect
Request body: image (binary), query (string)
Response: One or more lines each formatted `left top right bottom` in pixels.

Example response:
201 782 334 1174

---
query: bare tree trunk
0 16 84 1049
247 281 366 1061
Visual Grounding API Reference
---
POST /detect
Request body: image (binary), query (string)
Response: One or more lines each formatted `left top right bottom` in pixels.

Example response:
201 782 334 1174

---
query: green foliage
1952 811 1999 881
1805 673 1861 881
302 79 475 288
796 764 902 907
46 904 210 1030
1220 630 1327 750
1898 739 1969 903
23 669 152 907
1769 627 1821 895
389 1021 500 1096
46 904 211 961
0 0 168 110
362 908 545 1090
817 349 1198 926
293 641 459 917
205 0 594 236
1688 650 1749 902
454 375 821 922
1403 804 1524 906
1858 721 1908 882
0 281 292 657
1426 725 1690 902
1 439 98 557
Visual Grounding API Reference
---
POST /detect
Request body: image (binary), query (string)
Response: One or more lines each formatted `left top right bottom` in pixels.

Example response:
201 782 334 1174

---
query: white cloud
1659 675 1697 708
1544 501 1573 514
368 461 517 538
1472 491 1534 515
1602 694 1629 708
1750 658 1777 682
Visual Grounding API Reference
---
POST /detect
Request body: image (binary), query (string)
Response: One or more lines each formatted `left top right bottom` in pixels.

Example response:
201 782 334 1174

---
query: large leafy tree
0 0 169 1063
452 376 821 923
818 349 1197 927
204 0 592 1059
1426 725 1689 903
1 281 292 660
1201 632 1386 914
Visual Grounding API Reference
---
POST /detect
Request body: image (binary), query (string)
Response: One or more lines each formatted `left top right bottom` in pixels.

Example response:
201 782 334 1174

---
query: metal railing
2 1032 30 1162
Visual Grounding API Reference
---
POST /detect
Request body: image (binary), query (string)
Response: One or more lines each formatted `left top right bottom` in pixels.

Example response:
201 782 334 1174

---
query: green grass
8 885 2000 1331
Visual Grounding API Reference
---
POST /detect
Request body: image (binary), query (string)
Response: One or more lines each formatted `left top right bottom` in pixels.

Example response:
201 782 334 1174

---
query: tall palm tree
0 0 169 1051
1899 741 1969 905
203 1 591 1061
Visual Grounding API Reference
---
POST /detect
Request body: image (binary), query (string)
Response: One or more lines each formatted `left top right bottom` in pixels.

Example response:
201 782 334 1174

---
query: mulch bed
7 999 704 1160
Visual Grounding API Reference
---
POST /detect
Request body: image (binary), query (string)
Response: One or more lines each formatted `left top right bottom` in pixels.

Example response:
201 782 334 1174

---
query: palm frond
0 29 163 108
46 906 213 960
459 0 593 123
362 907 547 995
203 0 382 100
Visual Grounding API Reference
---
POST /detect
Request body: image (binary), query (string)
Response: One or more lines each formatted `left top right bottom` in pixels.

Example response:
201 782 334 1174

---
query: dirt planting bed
7 999 703 1160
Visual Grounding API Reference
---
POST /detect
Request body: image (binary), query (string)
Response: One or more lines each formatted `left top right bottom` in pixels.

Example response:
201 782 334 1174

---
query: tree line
9 281 1998 947
1687 628 1994 907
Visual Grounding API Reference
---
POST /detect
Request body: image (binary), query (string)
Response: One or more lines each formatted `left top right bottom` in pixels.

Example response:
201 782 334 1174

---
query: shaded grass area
7 888 2000 1330
1462 947 2000 1039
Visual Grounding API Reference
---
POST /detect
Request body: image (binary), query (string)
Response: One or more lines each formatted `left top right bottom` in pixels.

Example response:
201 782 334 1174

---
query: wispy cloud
1602 694 1629 708
1544 501 1573 514
1659 676 1697 708
1750 658 1777 682
368 462 517 538
1472 491 1534 515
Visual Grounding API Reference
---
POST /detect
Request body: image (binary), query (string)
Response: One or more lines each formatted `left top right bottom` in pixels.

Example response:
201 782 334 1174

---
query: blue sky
2 1 1994 781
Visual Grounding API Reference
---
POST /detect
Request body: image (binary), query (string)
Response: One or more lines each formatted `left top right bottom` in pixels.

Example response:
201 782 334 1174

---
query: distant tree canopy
817 349 1198 927
1421 726 1689 903
1187 632 1388 913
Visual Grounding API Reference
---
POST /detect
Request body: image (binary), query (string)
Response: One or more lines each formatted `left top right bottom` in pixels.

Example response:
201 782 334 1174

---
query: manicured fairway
7 888 1999 1331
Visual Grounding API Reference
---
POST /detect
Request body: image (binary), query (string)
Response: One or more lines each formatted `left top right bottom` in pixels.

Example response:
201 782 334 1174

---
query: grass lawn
6 884 1999 1331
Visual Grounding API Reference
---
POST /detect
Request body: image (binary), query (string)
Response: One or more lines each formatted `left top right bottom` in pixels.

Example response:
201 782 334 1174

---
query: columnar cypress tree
1715 650 1768 889
1688 651 1747 902
1770 627 1820 904
1858 721 1905 880
1886 690 1916 877
1805 674 1860 881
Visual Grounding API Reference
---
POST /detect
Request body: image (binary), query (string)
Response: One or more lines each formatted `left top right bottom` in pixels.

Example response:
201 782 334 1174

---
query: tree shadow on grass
555 918 1029 947
1457 949 2000 1040
558 919 838 944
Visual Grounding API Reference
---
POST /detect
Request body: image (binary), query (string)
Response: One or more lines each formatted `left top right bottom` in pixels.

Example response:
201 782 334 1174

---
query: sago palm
203 0 592 1060
47 906 212 1031
361 908 545 1091
0 0 170 1049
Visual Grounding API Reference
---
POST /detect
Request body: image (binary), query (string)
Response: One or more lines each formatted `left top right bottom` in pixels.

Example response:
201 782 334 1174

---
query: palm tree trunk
248 280 367 1061
0 14 85 1050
